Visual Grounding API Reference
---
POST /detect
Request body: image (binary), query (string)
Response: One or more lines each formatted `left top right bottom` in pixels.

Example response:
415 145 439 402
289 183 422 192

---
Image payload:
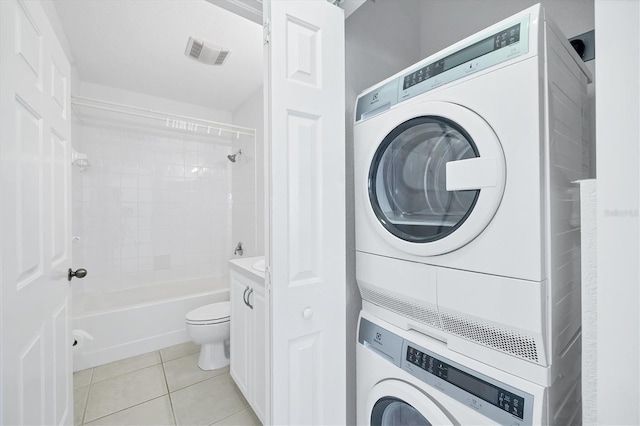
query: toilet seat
186 301 230 325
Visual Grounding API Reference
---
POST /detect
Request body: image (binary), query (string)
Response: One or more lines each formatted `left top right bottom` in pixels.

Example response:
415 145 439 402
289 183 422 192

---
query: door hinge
265 267 272 291
263 21 270 45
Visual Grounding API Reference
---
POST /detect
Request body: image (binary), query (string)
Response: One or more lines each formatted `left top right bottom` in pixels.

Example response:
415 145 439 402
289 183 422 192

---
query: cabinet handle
247 288 254 310
243 286 250 307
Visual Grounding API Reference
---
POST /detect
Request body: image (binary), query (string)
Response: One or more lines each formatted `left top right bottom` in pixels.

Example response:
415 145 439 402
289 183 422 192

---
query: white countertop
229 256 266 280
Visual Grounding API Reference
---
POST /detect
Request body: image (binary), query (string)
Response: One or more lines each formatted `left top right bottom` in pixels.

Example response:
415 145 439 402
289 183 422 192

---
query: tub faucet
234 242 243 256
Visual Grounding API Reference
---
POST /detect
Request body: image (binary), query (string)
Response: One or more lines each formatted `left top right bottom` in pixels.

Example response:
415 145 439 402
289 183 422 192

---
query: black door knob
68 268 88 281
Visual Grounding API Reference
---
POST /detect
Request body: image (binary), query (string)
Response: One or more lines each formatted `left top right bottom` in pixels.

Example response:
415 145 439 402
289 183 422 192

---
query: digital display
406 346 525 419
444 37 495 71
447 367 499 402
403 23 521 90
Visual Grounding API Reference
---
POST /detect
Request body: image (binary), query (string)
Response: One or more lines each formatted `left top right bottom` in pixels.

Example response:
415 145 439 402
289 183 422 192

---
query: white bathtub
73 277 229 371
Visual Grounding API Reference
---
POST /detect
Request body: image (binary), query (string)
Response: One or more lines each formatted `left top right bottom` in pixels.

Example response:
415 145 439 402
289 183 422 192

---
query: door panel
20 333 45 425
360 101 506 257
266 0 346 424
286 112 321 283
51 131 70 267
15 99 45 287
53 299 71 424
369 116 480 243
1 1 73 424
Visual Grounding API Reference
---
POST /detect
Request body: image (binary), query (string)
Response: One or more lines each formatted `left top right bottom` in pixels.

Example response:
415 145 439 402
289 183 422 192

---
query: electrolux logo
374 332 382 345
370 92 379 105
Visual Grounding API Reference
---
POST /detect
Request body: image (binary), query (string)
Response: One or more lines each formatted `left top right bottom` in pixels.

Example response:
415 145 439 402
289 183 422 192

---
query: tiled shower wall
231 87 264 258
72 122 233 295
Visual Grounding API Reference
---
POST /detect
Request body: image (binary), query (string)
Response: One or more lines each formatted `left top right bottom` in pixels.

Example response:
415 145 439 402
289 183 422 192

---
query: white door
0 1 74 425
265 0 346 424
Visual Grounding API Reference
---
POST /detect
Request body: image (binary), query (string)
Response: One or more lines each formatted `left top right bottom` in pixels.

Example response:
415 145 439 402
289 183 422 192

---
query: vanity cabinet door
230 268 267 424
230 271 251 397
251 282 267 423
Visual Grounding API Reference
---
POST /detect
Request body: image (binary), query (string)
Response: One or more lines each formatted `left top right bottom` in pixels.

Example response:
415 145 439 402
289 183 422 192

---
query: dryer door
367 380 454 426
368 101 506 256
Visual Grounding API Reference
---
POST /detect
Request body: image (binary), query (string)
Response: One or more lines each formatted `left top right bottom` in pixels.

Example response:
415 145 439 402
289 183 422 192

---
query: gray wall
345 1 422 423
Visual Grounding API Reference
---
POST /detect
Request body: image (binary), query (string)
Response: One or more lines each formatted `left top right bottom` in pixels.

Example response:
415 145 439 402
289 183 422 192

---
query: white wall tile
120 175 137 188
73 121 232 298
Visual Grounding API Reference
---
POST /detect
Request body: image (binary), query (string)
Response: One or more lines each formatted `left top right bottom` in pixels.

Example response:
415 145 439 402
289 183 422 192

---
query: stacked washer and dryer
354 4 591 426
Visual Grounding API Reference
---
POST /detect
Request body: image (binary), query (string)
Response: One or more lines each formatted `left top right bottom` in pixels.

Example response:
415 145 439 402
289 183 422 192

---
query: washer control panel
359 318 535 426
406 345 526 420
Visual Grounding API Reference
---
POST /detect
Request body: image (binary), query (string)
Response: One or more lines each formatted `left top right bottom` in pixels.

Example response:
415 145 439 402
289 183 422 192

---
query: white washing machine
357 311 581 426
354 4 591 386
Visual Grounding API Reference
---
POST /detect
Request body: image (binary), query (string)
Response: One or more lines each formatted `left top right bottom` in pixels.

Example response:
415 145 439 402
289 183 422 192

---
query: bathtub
73 277 229 371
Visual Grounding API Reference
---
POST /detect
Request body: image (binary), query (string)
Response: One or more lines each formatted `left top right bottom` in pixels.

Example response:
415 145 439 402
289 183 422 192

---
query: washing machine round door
367 380 454 426
368 101 506 256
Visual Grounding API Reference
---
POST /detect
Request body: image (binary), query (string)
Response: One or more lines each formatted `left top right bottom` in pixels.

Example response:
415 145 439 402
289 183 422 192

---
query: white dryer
356 311 581 426
354 4 591 386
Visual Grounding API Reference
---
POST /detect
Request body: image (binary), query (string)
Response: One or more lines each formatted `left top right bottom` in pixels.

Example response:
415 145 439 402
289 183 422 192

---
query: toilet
185 301 230 371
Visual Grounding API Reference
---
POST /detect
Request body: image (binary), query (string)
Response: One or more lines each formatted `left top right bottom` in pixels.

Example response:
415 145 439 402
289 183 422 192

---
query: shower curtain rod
71 95 256 138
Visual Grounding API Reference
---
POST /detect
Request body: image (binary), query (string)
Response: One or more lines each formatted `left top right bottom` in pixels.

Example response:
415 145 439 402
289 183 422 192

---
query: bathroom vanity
229 257 267 423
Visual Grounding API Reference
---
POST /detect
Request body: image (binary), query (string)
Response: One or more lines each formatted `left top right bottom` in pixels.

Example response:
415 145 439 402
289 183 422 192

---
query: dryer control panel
359 318 535 425
355 13 531 123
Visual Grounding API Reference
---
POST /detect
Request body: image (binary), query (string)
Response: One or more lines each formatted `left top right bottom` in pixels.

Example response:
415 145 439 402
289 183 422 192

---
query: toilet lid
186 301 230 322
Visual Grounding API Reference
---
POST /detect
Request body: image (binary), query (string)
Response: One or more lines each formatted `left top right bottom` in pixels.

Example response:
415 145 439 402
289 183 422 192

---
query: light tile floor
74 342 261 426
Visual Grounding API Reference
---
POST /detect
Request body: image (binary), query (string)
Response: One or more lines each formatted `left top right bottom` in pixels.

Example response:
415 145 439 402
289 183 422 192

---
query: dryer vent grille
359 284 441 329
440 311 540 362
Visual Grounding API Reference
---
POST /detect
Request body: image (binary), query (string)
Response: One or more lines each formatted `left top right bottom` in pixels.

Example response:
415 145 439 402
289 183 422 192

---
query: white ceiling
53 0 264 112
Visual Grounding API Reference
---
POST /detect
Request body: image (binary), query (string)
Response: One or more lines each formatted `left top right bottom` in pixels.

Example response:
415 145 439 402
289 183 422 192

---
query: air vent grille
189 39 203 59
359 283 441 329
185 37 229 66
440 311 540 362
359 283 542 363
214 50 230 65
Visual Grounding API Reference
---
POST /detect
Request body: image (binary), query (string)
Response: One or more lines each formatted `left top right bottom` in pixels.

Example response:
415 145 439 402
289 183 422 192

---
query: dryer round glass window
369 116 480 243
371 397 431 426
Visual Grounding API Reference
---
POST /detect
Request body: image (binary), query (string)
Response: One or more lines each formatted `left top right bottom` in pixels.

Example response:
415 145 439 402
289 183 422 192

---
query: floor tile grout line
160 350 201 365
90 352 162 384
75 345 199 425
82 344 198 381
80 385 90 425
81 394 170 425
207 406 248 426
80 368 94 425
160 359 179 425
81 359 167 424
159 348 199 364
166 369 229 394
91 358 164 384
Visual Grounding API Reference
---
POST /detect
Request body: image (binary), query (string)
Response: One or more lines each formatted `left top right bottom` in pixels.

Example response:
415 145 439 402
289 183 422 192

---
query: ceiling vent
185 37 230 66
